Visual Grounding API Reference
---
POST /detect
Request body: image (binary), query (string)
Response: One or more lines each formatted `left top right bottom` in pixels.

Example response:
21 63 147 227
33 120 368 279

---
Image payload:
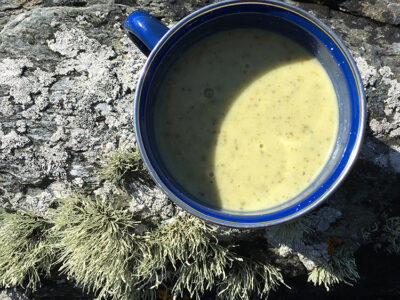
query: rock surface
0 0 399 298
0 289 29 300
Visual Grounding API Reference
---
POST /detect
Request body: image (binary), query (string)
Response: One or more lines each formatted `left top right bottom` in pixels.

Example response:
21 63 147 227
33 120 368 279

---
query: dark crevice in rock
271 244 400 299
21 176 55 193
26 276 95 300
115 0 137 6
64 154 75 182
339 9 400 29
293 0 347 10
0 5 23 14
293 0 400 28
42 0 88 8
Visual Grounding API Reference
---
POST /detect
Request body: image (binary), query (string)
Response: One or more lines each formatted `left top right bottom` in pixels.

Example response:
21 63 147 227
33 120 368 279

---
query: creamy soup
154 28 338 211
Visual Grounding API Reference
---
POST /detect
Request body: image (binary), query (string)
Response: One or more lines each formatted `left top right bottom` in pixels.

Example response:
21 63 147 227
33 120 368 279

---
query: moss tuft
307 247 359 291
382 216 400 254
0 210 55 292
267 218 313 243
98 148 148 185
51 193 148 300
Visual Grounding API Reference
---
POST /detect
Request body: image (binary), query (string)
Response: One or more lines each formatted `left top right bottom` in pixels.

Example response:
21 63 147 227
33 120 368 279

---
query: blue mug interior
136 2 363 226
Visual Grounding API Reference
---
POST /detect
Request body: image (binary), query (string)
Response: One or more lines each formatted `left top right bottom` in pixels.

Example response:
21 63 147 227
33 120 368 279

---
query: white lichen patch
16 120 27 134
115 35 147 94
128 181 175 220
368 65 400 141
47 25 107 58
44 25 140 152
267 237 330 271
379 66 400 116
0 130 30 153
297 242 330 271
0 57 55 106
277 244 293 257
356 56 400 172
355 56 379 87
0 288 29 300
0 5 160 218
1 15 150 214
266 206 342 271
8 182 68 219
307 207 342 232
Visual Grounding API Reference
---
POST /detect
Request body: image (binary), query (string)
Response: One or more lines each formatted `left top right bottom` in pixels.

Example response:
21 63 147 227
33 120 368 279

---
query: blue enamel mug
124 0 365 228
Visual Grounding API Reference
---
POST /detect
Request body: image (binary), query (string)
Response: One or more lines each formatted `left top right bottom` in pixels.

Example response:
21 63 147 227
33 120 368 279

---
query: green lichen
156 216 237 299
0 196 289 300
136 215 236 299
216 258 286 300
267 218 313 243
51 193 148 300
50 200 288 300
98 148 148 185
307 247 359 291
146 215 287 300
382 216 400 254
0 210 55 292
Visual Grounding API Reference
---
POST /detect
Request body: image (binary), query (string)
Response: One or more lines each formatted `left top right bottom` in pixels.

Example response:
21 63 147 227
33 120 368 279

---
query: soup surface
154 28 338 211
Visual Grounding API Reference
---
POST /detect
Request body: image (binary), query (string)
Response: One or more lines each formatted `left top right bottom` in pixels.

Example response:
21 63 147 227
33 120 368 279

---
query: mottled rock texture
0 288 29 300
0 0 399 298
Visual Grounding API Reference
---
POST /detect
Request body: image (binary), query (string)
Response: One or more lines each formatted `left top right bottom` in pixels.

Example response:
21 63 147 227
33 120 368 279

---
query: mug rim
133 0 366 228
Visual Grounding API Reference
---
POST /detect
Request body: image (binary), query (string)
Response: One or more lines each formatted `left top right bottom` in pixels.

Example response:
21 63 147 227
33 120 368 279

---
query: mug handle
124 10 169 56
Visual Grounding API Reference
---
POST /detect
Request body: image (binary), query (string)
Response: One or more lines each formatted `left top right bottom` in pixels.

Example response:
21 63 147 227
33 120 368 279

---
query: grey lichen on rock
0 3 147 214
265 207 343 271
381 216 400 254
0 288 30 300
127 180 176 221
